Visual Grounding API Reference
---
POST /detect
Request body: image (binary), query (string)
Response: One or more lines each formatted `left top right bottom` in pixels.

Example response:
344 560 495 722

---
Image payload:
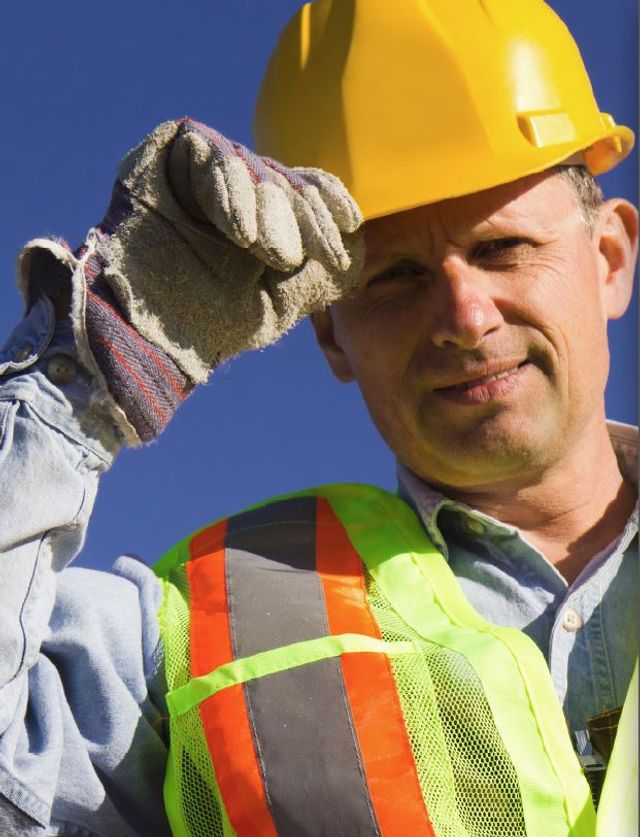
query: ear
595 198 638 320
310 309 355 383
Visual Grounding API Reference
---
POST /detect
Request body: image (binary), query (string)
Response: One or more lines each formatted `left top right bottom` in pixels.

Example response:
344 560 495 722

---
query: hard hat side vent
517 111 577 148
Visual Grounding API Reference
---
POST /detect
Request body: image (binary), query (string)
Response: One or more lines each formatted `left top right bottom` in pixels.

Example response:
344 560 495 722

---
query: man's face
313 171 635 491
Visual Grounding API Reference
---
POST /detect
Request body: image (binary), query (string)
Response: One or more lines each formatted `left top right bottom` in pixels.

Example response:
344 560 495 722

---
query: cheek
333 306 423 430
517 249 606 339
334 298 420 381
522 255 610 399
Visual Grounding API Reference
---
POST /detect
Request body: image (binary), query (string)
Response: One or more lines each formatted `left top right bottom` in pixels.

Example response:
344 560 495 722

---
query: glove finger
251 158 339 271
184 131 353 269
166 130 211 223
253 180 304 271
260 157 341 263
293 187 351 272
294 167 363 234
194 154 258 249
170 127 258 248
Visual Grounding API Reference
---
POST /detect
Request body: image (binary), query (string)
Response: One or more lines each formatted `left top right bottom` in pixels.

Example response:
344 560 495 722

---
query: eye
471 237 535 264
367 259 427 287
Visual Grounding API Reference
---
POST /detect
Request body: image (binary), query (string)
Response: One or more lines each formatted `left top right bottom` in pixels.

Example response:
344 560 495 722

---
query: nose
429 257 504 349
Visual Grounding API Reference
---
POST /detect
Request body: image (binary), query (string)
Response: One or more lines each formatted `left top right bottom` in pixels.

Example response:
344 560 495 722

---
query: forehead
364 171 579 265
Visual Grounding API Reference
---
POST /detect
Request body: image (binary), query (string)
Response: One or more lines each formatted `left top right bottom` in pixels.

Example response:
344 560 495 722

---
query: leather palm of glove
102 118 363 384
18 119 363 444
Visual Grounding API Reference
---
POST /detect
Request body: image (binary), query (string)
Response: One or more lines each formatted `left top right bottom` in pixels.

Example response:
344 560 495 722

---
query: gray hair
557 165 604 235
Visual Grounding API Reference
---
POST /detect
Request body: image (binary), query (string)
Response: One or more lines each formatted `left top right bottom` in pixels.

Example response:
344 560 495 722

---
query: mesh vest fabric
157 541 229 837
154 483 597 836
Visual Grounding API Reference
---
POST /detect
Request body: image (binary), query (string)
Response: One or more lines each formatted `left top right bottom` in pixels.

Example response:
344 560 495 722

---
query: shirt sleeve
0 299 170 834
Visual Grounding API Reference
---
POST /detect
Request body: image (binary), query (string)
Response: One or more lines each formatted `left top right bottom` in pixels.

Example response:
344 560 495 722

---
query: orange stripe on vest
188 521 277 836
315 498 435 836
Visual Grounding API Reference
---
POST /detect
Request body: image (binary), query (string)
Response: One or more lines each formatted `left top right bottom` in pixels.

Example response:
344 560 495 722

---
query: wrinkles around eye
365 259 428 287
470 237 538 267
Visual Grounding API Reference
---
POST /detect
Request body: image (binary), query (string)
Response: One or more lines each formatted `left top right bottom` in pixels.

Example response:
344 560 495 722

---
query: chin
413 421 556 487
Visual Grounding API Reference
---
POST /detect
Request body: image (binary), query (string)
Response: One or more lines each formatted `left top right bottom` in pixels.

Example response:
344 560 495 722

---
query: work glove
18 119 363 443
104 119 363 383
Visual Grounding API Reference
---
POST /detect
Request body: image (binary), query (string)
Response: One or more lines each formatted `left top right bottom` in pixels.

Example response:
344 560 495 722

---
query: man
0 1 637 836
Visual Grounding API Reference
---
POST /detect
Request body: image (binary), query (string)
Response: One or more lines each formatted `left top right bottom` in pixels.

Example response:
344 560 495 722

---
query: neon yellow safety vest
154 484 637 836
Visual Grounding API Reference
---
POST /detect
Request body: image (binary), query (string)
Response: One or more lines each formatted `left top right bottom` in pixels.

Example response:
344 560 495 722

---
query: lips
432 361 531 404
448 364 524 391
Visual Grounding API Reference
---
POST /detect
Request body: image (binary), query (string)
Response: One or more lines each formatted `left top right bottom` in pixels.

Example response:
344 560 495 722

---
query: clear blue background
1 1 636 572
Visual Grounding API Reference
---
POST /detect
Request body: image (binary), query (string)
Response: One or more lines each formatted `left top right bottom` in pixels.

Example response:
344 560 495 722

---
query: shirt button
466 517 486 535
561 607 583 632
46 355 77 385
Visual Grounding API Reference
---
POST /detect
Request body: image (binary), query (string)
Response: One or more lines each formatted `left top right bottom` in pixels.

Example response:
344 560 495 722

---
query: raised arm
0 119 362 833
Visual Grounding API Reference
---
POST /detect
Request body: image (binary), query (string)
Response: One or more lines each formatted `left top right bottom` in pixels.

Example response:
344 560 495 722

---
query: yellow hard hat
254 0 634 221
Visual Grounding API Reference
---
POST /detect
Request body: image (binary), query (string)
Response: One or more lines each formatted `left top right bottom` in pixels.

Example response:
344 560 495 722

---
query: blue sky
1 1 637 572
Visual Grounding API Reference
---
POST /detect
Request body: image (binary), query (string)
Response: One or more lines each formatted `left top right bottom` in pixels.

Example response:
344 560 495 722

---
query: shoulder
153 483 423 580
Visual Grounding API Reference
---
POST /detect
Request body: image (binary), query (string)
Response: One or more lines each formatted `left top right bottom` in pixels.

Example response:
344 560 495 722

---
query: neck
434 421 637 584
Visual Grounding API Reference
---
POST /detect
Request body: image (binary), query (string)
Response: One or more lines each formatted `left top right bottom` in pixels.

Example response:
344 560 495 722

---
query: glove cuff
18 234 193 446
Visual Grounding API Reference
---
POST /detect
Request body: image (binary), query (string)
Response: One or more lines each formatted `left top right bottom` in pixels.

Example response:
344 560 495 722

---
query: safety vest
154 483 636 836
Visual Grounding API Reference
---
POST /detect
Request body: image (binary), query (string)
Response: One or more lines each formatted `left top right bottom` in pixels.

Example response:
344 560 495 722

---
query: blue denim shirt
398 450 638 736
0 298 637 834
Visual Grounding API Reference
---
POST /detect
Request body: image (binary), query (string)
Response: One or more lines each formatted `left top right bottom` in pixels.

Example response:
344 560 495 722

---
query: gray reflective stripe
226 497 322 657
225 498 381 837
245 663 380 836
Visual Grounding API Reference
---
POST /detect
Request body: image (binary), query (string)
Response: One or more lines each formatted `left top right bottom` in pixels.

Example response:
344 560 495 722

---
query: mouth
432 361 531 404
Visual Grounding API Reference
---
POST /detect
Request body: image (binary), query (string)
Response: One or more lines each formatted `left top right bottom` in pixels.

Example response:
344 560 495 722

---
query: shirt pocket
0 297 55 377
